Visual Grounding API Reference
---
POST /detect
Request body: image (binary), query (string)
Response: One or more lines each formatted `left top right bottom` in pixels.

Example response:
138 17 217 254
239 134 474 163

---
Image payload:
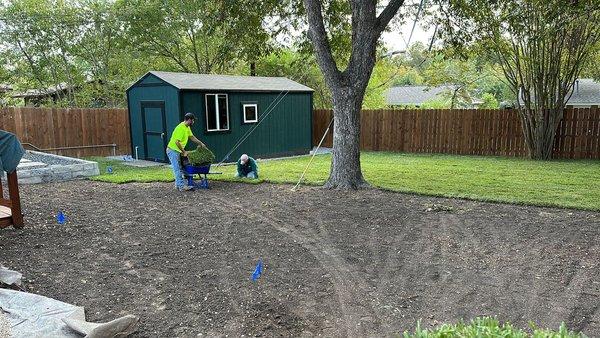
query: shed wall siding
181 91 311 161
139 74 166 85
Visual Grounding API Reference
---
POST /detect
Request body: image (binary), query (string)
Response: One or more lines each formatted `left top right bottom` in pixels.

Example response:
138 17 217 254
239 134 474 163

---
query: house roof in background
517 78 600 106
10 83 71 98
386 85 452 105
568 79 600 105
138 71 314 92
10 79 109 99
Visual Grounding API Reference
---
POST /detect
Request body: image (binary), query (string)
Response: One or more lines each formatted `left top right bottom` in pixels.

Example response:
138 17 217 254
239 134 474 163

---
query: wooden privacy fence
313 108 600 159
0 107 131 157
1 107 598 159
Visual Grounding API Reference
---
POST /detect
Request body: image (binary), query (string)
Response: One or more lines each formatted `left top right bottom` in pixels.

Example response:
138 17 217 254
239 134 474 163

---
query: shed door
141 101 167 162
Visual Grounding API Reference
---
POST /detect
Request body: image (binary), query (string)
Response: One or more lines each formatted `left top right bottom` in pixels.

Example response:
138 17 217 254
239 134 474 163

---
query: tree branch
302 0 342 85
375 0 405 34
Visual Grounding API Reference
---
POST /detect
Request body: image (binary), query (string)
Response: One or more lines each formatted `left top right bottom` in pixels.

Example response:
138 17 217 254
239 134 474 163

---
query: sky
382 20 435 52
378 0 440 53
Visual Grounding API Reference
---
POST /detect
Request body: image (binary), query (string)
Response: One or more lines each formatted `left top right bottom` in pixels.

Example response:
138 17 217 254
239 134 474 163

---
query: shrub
403 317 585 338
479 93 500 109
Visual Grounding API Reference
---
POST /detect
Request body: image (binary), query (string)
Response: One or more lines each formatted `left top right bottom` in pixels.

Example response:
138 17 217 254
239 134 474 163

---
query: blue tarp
0 130 24 173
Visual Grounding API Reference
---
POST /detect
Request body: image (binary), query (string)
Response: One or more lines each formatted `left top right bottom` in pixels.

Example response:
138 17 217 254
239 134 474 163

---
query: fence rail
0 107 130 158
313 108 600 159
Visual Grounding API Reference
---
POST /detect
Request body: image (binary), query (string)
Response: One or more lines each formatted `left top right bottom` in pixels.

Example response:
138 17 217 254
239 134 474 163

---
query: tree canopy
0 0 597 111
437 0 600 159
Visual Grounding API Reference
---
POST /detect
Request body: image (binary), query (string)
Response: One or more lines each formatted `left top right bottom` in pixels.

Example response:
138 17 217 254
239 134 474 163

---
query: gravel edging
0 310 11 338
10 151 100 184
22 151 79 165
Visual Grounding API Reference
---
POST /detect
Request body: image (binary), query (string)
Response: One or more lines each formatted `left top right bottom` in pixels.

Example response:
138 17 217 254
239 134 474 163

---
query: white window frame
205 93 230 132
242 103 258 123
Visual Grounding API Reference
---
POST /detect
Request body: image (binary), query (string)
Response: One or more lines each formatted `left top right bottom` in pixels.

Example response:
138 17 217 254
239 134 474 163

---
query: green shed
126 71 314 162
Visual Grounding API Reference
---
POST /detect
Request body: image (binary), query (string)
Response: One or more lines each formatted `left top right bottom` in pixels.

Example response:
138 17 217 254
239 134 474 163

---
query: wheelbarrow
182 163 222 189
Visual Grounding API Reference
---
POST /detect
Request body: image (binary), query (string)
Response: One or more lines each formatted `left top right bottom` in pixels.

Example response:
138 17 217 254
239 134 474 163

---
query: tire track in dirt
270 193 392 334
214 194 382 337
369 213 415 332
207 202 249 335
368 210 489 331
369 212 447 330
431 213 492 311
427 212 600 334
556 241 600 333
297 202 385 335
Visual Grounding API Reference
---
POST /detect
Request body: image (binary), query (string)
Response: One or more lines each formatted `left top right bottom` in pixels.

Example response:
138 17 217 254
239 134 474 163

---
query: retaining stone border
4 151 100 184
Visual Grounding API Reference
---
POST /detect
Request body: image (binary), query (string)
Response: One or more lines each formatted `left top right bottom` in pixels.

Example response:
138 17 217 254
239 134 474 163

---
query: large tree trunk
303 0 405 189
518 107 565 160
325 86 367 189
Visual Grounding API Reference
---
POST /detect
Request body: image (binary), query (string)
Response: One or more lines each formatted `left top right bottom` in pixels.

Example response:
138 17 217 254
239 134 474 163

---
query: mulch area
1 180 599 337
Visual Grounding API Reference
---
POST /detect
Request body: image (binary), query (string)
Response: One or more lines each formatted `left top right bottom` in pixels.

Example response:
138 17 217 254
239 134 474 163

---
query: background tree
362 57 401 109
439 0 600 159
303 0 406 189
422 53 511 108
479 93 499 109
70 0 130 107
390 66 424 86
0 0 292 107
580 43 600 81
0 0 83 105
255 47 400 109
0 0 144 107
403 42 431 72
420 96 450 109
116 0 287 74
255 49 332 108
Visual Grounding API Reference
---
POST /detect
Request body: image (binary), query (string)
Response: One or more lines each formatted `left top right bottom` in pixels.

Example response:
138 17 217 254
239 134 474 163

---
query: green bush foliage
186 145 216 166
403 317 585 338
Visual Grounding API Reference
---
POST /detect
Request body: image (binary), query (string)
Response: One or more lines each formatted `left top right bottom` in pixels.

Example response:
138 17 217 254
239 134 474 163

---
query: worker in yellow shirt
166 113 206 191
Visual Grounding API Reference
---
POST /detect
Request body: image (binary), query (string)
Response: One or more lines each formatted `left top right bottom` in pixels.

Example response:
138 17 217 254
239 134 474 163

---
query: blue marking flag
252 259 263 281
56 211 66 225
106 166 113 174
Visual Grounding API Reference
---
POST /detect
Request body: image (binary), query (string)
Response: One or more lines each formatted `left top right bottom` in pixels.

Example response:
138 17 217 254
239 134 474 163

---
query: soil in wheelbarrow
1 180 599 337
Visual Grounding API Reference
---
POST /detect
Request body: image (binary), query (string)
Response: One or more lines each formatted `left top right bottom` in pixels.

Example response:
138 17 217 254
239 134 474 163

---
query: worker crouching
235 154 258 179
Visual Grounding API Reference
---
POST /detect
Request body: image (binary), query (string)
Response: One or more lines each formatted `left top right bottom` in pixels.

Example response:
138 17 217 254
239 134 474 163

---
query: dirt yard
1 181 599 337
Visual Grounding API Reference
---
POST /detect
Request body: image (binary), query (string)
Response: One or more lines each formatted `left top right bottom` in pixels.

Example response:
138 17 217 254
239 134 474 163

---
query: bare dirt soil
1 180 599 337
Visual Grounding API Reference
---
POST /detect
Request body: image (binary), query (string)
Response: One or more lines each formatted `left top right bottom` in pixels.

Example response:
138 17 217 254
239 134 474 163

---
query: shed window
205 94 229 131
242 103 258 123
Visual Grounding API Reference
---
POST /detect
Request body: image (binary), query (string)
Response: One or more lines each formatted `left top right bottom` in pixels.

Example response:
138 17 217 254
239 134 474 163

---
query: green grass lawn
90 152 600 211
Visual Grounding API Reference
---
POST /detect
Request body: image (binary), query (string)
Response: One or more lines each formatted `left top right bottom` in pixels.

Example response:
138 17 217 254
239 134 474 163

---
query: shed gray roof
145 71 313 92
568 79 600 105
386 85 451 105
